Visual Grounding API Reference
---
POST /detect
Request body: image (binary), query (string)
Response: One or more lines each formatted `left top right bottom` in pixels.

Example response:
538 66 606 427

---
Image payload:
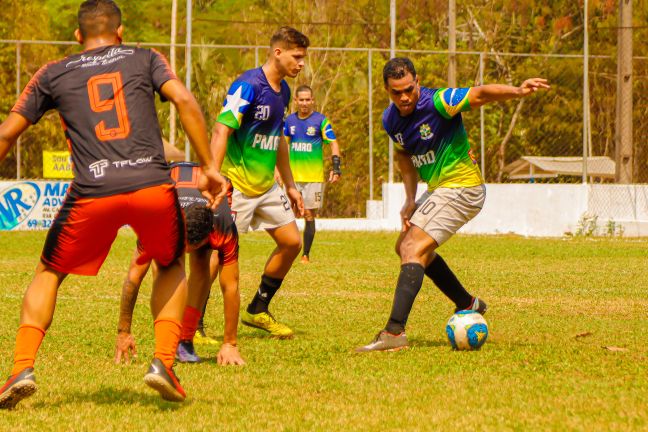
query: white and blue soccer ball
445 310 488 350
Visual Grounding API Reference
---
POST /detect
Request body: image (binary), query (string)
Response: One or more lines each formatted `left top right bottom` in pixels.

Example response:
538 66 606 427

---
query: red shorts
207 228 239 266
41 184 185 276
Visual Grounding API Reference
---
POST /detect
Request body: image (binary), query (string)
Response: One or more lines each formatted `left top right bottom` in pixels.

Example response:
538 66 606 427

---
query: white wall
299 183 648 237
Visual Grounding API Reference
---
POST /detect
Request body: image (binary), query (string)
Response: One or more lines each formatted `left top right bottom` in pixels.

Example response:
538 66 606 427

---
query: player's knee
281 235 302 256
398 236 421 263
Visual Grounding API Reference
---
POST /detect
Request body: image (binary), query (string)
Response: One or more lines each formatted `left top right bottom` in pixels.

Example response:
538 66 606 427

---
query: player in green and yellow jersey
357 57 549 352
210 27 309 339
284 85 341 263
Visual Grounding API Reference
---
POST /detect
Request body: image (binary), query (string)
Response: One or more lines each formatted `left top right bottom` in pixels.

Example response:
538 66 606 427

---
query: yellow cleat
193 329 219 346
241 310 294 339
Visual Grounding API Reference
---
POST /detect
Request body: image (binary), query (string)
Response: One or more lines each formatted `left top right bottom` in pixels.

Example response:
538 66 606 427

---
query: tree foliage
1 0 646 216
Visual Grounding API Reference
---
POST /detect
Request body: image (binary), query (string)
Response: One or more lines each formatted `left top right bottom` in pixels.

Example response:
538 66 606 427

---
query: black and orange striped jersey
12 45 177 198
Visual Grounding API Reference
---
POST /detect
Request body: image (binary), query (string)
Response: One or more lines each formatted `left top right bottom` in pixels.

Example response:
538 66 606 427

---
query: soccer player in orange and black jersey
0 0 226 408
114 162 245 367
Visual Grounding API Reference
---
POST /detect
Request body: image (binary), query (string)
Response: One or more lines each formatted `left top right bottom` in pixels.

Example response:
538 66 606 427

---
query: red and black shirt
170 162 236 238
12 44 177 197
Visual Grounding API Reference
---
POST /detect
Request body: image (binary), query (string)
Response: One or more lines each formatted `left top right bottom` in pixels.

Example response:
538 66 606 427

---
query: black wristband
332 155 342 175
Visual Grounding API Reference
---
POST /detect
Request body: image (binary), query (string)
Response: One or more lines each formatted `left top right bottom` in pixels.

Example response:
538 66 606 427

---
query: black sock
303 220 316 257
247 274 283 314
198 292 209 332
385 263 425 334
425 254 473 309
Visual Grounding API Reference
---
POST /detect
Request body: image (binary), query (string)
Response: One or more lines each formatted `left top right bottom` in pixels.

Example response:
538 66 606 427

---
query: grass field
1 230 647 430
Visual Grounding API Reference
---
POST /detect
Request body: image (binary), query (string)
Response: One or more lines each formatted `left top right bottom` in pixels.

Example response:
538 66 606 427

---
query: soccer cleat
193 328 219 346
144 358 186 402
241 310 294 339
300 255 310 264
176 340 201 363
0 368 37 410
455 297 488 315
355 331 409 353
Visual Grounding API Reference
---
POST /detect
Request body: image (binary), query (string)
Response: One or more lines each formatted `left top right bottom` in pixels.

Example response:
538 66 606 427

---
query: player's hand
115 332 137 364
518 78 550 96
328 170 340 184
400 198 416 232
286 185 304 217
217 343 246 366
200 165 228 209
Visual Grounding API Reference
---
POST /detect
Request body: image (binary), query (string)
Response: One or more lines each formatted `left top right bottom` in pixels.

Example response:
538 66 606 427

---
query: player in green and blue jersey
284 85 341 263
210 27 309 339
357 58 549 352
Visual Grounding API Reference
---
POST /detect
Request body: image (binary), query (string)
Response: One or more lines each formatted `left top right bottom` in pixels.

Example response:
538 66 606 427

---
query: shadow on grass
238 329 308 339
33 387 186 411
407 338 451 348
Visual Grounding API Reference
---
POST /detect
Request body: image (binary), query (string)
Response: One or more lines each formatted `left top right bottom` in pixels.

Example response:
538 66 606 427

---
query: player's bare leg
301 208 317 263
242 221 301 338
264 221 302 278
0 263 66 409
144 257 188 402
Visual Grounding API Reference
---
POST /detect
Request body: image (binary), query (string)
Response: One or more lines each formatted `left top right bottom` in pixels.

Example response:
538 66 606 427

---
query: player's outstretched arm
160 79 227 208
0 113 31 162
468 78 550 108
396 151 419 232
115 248 151 364
277 135 304 216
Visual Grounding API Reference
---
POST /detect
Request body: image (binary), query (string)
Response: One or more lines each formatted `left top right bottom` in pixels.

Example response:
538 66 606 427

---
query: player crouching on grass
356 58 549 352
0 0 227 408
114 162 244 366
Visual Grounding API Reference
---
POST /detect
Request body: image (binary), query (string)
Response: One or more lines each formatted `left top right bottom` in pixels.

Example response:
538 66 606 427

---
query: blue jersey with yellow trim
284 111 336 183
382 86 483 191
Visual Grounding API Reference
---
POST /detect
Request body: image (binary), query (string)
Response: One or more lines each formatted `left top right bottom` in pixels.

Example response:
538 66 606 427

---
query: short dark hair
78 0 122 38
184 204 213 246
383 57 417 85
270 26 310 49
295 85 313 97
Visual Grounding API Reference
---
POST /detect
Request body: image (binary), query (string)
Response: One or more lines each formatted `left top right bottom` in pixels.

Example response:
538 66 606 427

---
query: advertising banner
0 181 70 231
42 151 74 179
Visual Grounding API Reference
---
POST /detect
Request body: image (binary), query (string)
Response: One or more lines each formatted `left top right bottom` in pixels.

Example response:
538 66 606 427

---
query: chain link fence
0 40 646 220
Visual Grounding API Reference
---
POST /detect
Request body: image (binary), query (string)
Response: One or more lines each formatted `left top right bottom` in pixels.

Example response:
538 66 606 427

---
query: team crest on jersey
306 126 317 136
419 123 434 141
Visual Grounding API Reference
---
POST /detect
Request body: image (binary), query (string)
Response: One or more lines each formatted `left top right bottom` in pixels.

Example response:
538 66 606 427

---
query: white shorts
296 182 323 210
230 183 296 233
410 185 486 246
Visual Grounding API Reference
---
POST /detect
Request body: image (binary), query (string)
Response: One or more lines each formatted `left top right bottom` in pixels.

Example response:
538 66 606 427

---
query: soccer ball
445 310 488 350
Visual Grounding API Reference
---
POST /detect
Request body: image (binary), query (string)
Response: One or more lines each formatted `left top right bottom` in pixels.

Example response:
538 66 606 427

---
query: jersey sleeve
433 87 472 119
283 117 291 137
150 49 178 97
320 117 337 144
11 64 55 124
216 80 255 130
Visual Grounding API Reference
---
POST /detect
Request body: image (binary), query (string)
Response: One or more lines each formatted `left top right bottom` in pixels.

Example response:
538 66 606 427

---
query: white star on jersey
220 85 251 126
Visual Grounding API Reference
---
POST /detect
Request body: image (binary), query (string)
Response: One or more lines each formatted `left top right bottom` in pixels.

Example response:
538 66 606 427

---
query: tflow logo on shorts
0 182 41 230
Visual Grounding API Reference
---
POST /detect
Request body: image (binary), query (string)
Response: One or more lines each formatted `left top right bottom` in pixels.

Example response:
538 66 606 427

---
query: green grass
1 231 648 430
